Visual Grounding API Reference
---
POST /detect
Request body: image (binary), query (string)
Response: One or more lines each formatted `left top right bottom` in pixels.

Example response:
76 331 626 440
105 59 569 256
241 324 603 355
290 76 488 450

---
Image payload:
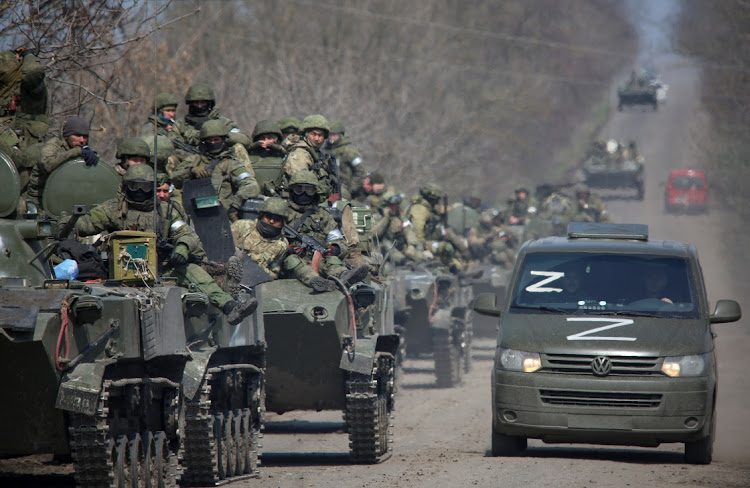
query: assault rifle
171 137 201 156
283 224 328 255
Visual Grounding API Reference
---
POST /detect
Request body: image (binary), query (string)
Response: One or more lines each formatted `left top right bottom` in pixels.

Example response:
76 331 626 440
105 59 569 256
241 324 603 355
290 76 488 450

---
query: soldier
1 48 49 128
351 171 386 205
405 183 467 272
175 83 251 149
74 165 256 324
281 114 334 195
323 121 367 199
139 92 184 142
230 197 289 280
467 210 516 268
504 186 537 225
282 170 369 292
372 191 421 265
277 116 301 146
26 116 100 210
247 119 287 196
171 119 259 220
113 137 151 176
573 184 611 223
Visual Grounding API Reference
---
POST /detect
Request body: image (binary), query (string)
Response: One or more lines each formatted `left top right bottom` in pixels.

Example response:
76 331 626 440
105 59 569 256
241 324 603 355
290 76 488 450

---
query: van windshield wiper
510 304 569 314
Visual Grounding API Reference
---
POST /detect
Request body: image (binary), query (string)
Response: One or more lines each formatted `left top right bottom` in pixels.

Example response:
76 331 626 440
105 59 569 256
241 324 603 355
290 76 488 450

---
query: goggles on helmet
292 184 317 196
125 180 153 193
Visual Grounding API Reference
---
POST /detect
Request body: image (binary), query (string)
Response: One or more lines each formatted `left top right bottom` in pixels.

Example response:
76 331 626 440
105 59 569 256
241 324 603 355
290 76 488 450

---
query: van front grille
543 353 661 375
539 389 662 408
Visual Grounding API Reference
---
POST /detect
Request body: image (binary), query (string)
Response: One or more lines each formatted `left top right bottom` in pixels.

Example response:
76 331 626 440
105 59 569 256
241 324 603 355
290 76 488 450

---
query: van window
510 253 699 318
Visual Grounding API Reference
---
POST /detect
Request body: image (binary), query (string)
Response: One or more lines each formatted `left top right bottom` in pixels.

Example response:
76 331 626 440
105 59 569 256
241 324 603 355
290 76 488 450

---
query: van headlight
661 354 707 377
498 348 542 373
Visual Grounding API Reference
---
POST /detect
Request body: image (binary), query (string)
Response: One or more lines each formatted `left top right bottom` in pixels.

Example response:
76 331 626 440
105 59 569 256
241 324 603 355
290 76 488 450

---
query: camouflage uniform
467 212 516 268
139 93 189 151
504 187 538 226
247 120 287 196
170 120 259 217
281 115 333 195
231 219 288 279
573 185 611 223
75 177 235 310
174 83 250 149
323 121 367 199
371 192 420 265
1 51 49 127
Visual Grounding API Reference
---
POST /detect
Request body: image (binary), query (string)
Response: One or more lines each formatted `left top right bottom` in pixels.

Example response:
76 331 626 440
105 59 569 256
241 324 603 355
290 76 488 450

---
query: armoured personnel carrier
617 76 658 111
582 139 645 200
392 263 473 387
0 154 265 486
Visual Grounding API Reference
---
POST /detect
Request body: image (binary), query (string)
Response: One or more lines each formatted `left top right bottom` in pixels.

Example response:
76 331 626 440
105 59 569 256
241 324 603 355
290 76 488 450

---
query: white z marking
525 271 564 293
566 317 636 341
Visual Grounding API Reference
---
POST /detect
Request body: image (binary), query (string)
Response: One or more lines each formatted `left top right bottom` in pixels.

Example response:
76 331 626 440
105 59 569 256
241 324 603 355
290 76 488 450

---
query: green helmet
153 92 178 113
185 83 216 103
124 163 154 182
277 116 300 132
382 191 402 206
116 137 151 160
259 197 289 221
142 135 175 163
575 183 590 195
329 120 345 135
156 172 171 187
299 114 330 136
289 169 320 187
515 186 529 194
252 120 282 140
200 119 229 139
420 183 443 201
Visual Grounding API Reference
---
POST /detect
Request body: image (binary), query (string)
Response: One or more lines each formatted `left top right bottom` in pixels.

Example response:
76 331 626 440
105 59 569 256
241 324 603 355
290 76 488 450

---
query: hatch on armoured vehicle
42 158 120 218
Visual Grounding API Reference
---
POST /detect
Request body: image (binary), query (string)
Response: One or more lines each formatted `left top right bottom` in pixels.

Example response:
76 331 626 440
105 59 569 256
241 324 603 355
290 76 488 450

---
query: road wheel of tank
346 369 391 464
685 408 715 464
153 431 175 488
181 378 220 486
115 435 130 488
128 433 145 488
491 430 527 457
433 330 461 388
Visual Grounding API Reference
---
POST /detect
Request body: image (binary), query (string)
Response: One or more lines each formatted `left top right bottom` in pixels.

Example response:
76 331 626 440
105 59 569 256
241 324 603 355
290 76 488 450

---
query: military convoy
582 139 645 200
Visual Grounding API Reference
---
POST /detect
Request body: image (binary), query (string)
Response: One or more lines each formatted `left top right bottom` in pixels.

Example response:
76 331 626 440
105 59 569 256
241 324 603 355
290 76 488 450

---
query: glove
191 164 211 179
169 245 189 266
288 243 305 256
80 146 99 166
324 244 340 257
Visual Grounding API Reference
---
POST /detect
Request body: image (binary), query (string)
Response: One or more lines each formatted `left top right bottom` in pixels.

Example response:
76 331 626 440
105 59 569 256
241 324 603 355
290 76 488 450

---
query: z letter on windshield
566 318 636 341
525 271 564 293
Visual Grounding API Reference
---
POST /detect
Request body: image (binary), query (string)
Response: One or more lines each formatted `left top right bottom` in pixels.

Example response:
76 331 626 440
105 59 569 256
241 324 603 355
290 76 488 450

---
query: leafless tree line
2 0 636 205
675 1 750 216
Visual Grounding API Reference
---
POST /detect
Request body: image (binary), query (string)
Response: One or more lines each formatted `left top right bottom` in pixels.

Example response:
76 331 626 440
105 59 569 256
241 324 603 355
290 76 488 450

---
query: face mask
189 102 211 117
257 218 282 238
200 140 224 155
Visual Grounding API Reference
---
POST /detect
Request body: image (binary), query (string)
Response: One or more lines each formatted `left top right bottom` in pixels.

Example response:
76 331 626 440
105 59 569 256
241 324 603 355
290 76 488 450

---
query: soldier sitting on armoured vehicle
573 184 611 223
170 119 259 221
26 116 99 211
323 120 368 200
230 197 290 281
113 137 151 176
175 83 251 150
504 186 537 226
282 170 370 293
74 165 256 325
277 115 301 147
247 120 287 197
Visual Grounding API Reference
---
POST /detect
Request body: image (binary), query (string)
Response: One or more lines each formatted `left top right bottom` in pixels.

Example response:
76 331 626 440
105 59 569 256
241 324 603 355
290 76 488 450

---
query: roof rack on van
567 222 648 240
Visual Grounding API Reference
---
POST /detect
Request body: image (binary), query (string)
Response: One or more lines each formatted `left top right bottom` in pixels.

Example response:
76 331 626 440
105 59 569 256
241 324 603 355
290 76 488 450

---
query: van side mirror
710 299 742 324
472 293 501 317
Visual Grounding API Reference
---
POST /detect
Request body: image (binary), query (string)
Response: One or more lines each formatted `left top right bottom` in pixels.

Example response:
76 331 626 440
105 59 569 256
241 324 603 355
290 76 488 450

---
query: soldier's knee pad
324 255 343 267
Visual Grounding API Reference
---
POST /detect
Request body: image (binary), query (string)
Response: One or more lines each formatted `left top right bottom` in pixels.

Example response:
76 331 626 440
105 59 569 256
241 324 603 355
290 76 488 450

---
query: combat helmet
259 197 289 222
124 163 155 183
252 119 282 140
575 183 591 196
288 169 320 187
277 116 301 133
382 191 402 206
142 135 175 163
153 92 178 113
419 183 444 202
116 137 151 160
185 83 216 103
200 119 229 139
328 120 345 135
299 114 330 136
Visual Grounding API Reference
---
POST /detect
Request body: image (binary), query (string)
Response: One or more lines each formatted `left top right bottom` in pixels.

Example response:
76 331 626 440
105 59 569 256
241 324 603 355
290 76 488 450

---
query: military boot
339 264 370 287
226 252 244 298
310 276 337 292
223 297 258 325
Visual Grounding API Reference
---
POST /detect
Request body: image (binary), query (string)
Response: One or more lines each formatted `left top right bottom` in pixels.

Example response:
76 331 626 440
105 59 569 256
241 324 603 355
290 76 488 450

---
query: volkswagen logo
591 356 612 376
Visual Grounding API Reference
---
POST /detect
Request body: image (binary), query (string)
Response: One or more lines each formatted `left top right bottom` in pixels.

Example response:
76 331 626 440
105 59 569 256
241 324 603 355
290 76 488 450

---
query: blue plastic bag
54 259 79 280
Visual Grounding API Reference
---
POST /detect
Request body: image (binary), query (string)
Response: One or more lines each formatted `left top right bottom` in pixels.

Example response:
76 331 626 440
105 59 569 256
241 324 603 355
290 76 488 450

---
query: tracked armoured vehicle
392 262 473 387
582 140 645 200
617 78 658 111
0 154 266 487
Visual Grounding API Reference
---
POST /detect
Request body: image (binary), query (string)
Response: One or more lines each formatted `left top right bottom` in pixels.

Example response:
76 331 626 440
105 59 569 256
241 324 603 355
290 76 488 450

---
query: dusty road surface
3 44 750 488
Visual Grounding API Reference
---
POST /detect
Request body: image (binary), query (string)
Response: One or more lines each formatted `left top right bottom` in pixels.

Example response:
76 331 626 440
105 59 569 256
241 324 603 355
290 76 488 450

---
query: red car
665 169 708 213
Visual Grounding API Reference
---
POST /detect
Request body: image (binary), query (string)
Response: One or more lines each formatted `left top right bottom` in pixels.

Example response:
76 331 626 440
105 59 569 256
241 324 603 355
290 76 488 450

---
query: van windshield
509 253 699 318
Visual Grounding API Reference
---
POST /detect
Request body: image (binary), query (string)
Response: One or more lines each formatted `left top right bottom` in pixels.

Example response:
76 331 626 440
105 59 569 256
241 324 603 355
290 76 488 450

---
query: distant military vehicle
582 139 644 200
617 72 658 111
